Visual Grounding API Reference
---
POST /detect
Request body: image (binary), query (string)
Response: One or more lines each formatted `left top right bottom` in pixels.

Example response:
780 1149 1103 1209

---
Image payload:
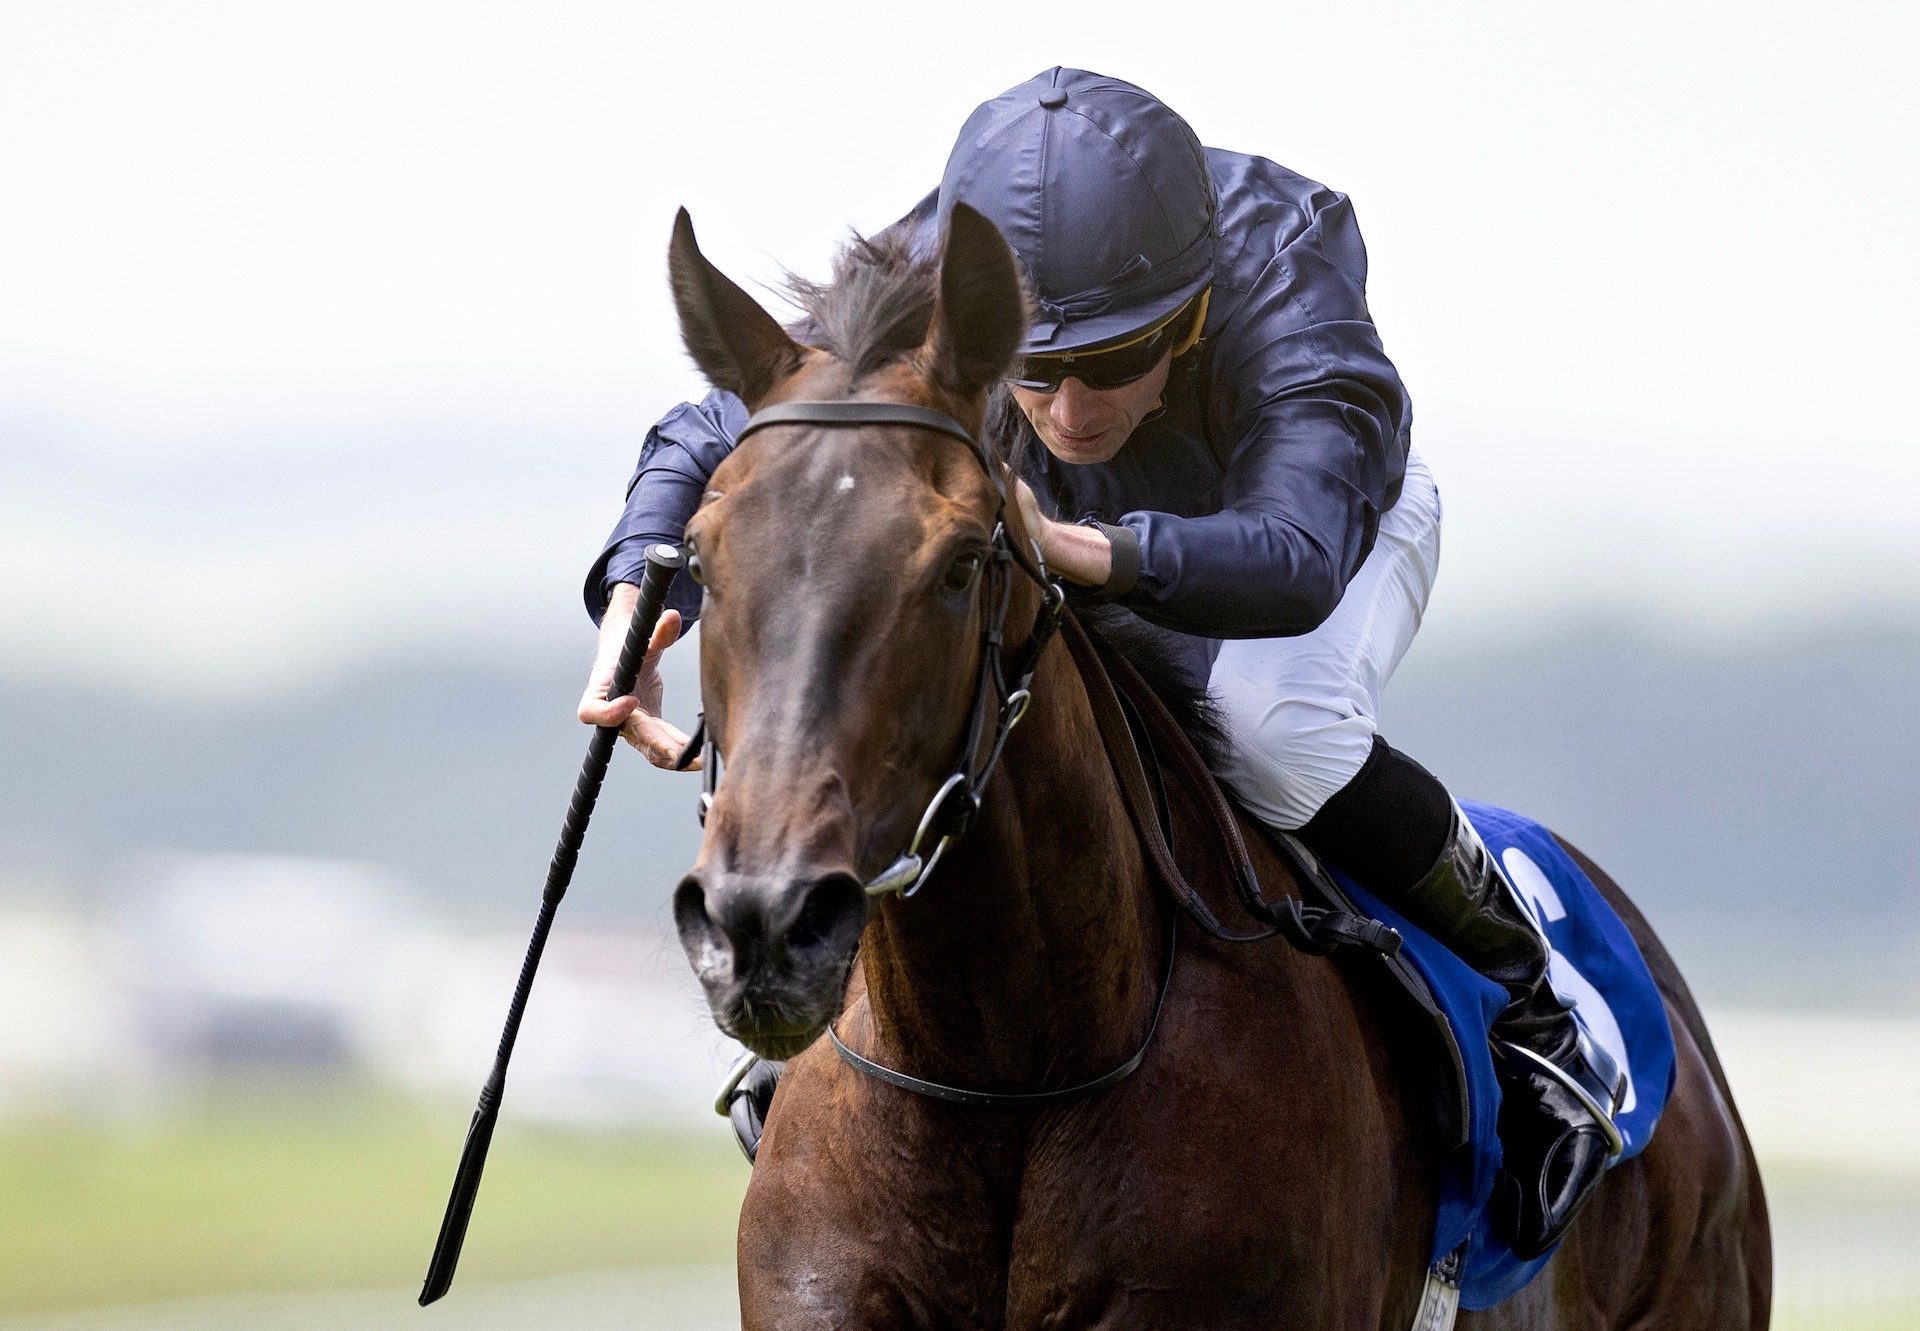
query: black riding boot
1298 739 1625 1259
1401 804 1625 1257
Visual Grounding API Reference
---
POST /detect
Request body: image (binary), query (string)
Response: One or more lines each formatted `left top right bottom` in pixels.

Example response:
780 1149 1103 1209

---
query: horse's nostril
673 875 707 928
675 872 764 992
787 872 866 954
675 869 864 980
673 875 725 955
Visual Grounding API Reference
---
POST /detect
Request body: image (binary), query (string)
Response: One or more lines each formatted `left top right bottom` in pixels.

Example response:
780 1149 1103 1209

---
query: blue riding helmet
938 67 1217 356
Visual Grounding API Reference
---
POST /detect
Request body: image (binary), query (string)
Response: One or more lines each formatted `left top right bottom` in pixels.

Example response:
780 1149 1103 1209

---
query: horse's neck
856 639 1160 1089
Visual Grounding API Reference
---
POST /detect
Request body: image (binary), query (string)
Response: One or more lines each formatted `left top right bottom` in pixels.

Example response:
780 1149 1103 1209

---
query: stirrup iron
1494 1029 1628 1158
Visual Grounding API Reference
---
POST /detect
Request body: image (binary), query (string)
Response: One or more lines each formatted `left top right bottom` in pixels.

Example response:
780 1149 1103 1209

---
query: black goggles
1007 312 1184 393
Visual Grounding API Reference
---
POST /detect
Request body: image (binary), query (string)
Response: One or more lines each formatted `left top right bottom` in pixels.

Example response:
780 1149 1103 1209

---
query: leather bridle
674 399 1066 901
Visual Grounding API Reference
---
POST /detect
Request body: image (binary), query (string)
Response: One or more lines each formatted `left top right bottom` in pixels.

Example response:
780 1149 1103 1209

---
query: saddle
1063 615 1472 1151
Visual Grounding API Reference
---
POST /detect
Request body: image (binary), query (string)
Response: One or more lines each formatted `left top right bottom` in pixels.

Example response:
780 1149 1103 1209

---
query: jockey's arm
1053 189 1411 641
579 388 744 765
583 388 746 627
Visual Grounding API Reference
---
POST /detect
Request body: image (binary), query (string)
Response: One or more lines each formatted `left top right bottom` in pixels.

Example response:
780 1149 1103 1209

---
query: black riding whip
419 542 685 1306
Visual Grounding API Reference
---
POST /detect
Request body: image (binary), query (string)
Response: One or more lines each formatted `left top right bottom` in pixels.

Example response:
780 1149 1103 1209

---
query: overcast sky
2 1 1915 695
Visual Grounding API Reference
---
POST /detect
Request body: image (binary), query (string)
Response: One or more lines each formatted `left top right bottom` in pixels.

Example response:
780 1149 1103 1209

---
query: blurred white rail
1708 1010 1920 1170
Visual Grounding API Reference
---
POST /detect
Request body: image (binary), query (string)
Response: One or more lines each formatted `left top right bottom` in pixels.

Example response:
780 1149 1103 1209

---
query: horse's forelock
784 231 940 384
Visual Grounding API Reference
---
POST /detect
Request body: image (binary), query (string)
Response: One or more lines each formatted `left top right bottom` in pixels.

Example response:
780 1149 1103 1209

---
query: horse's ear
924 202 1026 399
668 208 805 405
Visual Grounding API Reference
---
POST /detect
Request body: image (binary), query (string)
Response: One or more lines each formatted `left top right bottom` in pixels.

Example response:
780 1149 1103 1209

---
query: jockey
580 67 1623 1259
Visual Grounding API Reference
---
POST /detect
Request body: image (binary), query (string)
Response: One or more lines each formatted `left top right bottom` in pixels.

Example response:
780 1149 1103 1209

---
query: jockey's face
1009 347 1173 465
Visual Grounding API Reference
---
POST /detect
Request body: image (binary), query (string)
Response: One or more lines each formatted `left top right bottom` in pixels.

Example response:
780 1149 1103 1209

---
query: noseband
675 399 1067 900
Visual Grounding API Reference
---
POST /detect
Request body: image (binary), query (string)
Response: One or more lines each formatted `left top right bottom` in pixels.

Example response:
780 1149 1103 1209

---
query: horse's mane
788 230 1224 762
1075 605 1228 770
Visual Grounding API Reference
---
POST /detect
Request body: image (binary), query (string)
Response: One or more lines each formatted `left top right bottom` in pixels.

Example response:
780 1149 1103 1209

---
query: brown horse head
665 204 1029 1057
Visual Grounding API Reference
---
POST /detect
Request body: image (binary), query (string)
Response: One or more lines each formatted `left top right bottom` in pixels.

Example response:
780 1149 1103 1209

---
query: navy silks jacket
586 151 1412 642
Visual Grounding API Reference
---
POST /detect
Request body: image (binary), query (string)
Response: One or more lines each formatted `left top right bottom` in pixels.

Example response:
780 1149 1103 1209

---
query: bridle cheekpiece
672 399 1066 901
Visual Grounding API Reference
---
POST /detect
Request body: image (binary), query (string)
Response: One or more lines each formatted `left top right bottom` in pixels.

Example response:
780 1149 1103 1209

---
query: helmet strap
1171 288 1211 358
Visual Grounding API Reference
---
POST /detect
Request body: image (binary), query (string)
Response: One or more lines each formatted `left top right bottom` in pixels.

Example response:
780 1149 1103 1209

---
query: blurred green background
3 1090 1918 1327
0 1091 743 1317
4 1 1917 1327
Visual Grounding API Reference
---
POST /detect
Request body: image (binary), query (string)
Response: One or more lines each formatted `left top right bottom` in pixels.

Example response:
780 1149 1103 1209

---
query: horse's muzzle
673 866 867 1058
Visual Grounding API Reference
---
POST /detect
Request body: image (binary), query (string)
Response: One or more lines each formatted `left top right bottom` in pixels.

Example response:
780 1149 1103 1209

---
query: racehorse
662 202 1771 1329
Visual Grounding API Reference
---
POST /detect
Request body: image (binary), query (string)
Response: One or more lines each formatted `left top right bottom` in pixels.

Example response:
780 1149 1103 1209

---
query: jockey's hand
1013 476 1048 545
1012 478 1114 588
578 582 701 769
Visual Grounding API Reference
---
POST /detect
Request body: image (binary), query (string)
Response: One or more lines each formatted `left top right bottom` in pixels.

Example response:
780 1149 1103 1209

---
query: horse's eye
685 547 705 585
943 551 984 594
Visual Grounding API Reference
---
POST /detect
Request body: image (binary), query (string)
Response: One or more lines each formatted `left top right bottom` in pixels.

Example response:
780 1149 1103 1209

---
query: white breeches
1208 448 1442 830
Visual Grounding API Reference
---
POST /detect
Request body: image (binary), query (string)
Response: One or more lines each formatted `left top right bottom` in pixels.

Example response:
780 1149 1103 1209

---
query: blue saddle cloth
1329 802 1677 1310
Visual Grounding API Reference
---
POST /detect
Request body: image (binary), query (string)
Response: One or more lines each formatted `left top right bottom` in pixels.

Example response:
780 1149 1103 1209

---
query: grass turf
4 1093 1914 1324
0 1087 746 1316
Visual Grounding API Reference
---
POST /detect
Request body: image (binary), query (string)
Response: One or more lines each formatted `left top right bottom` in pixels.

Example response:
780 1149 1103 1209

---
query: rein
1064 618 1403 958
686 397 1394 1112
